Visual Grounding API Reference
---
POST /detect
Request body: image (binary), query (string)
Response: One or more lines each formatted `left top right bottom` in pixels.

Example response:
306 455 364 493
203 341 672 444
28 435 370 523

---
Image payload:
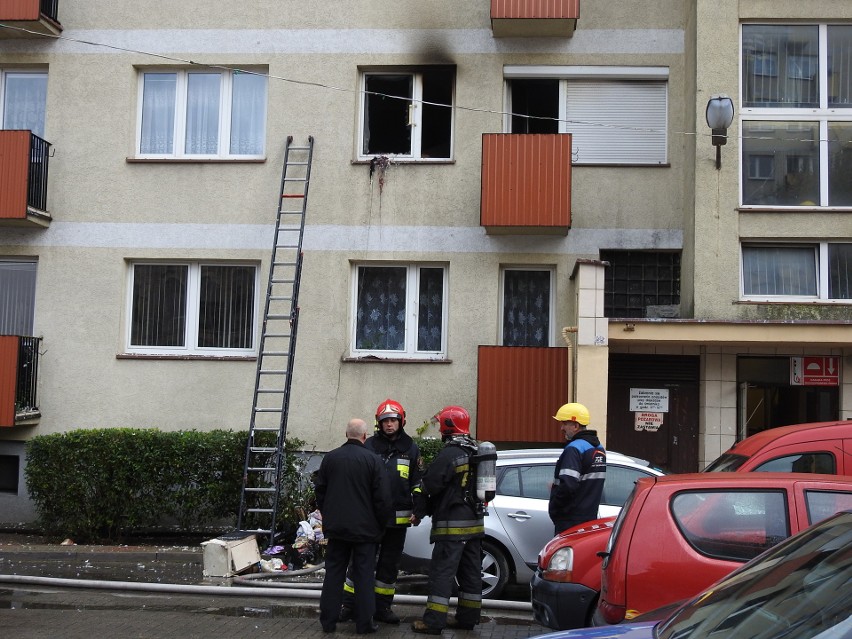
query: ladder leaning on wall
237 135 314 545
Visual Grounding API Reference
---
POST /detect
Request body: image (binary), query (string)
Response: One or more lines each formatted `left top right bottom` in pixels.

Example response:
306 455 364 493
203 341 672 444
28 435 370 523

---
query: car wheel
480 540 510 599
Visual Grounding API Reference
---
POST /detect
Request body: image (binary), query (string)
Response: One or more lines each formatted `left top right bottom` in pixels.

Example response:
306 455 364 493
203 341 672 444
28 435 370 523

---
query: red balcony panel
476 345 569 443
0 0 62 38
0 130 51 227
481 133 571 234
491 0 579 37
0 131 30 221
0 336 19 428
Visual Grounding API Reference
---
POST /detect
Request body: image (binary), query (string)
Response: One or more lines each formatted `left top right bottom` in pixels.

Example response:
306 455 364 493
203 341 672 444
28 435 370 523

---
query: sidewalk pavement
0 534 550 639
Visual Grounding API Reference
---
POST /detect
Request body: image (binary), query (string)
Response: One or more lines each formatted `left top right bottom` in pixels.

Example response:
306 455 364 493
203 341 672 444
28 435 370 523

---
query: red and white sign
790 356 841 387
635 412 664 432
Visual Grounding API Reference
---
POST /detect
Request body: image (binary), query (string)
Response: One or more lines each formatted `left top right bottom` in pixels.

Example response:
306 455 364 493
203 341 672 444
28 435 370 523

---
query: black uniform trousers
320 538 377 633
343 526 407 612
423 537 483 630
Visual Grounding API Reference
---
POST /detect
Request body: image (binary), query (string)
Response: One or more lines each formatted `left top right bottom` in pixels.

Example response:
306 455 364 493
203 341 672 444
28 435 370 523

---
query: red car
704 419 852 474
596 473 852 624
531 472 852 630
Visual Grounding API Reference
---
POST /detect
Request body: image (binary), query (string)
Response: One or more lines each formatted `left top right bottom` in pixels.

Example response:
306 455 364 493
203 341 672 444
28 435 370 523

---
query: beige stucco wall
1 0 693 457
692 0 852 320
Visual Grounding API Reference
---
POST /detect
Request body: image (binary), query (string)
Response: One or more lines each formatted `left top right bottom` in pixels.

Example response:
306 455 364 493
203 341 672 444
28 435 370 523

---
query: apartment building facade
0 1 849 522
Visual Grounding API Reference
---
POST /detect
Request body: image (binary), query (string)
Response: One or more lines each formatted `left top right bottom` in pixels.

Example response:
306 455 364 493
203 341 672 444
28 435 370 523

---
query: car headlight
542 547 574 582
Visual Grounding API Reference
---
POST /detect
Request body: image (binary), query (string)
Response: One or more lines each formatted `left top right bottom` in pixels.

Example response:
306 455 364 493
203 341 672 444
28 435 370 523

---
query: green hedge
414 436 443 467
24 429 311 542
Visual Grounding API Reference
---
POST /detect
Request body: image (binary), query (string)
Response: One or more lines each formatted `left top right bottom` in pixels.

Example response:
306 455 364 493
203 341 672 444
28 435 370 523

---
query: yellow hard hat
553 402 590 426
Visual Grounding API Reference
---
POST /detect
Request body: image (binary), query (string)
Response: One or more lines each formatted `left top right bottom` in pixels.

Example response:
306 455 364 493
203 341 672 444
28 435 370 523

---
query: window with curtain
741 243 852 300
128 262 256 354
138 69 267 158
0 261 37 336
353 264 446 358
501 268 552 347
742 24 852 207
1 70 47 138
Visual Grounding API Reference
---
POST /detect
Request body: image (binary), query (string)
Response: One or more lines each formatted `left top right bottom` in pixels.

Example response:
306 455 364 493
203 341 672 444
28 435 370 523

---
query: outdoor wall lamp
705 95 735 170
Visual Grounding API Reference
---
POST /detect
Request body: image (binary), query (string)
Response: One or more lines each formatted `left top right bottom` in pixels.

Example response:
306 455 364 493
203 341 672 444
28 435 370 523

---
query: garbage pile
261 510 326 572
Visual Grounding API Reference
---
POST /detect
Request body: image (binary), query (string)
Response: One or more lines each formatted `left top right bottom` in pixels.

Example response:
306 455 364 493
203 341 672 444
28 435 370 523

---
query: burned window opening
510 79 559 134
362 68 454 160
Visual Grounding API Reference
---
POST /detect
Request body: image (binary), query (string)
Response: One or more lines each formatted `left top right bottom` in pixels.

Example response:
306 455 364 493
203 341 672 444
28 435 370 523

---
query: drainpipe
561 327 577 402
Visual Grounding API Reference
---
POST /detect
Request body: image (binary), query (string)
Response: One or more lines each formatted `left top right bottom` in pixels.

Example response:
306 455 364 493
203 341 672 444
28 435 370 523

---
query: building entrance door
607 354 699 473
738 356 839 439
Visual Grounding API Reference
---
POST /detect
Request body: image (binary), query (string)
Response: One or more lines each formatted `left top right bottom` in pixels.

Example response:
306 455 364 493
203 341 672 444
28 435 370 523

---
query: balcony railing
476 345 569 442
491 0 579 37
0 335 41 427
0 130 51 227
41 0 59 22
0 0 62 38
480 133 572 233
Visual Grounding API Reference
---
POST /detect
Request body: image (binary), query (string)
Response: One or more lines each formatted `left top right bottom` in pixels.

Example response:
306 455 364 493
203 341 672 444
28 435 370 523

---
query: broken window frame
357 67 455 162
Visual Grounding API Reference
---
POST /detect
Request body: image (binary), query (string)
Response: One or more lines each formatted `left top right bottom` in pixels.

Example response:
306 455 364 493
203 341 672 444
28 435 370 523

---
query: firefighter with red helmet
411 405 484 635
339 399 423 626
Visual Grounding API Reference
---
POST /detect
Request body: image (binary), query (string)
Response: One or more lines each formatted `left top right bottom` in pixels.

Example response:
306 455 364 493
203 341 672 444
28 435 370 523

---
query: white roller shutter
564 80 668 164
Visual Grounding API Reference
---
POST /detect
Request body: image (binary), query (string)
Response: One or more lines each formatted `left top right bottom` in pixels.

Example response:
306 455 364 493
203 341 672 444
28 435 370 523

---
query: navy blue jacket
548 429 606 525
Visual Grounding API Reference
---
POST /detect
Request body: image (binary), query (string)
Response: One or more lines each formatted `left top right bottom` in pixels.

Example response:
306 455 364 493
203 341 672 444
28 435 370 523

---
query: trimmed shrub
24 429 311 542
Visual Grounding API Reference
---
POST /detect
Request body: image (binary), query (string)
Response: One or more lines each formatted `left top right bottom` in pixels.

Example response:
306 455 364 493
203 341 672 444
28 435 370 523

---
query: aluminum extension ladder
237 136 314 544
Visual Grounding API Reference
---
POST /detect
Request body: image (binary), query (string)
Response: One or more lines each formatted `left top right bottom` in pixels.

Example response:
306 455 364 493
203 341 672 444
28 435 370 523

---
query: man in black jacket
411 405 484 635
315 418 391 635
340 399 423 625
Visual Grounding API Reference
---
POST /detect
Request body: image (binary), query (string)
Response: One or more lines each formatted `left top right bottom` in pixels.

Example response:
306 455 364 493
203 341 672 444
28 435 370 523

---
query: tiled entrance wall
613 344 851 470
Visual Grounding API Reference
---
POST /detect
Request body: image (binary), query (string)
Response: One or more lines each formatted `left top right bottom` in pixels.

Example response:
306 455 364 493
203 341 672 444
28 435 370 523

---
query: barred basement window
601 251 681 319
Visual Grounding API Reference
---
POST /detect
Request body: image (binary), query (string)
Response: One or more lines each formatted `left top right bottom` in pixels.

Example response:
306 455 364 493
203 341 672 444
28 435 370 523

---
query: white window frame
740 24 852 209
503 66 669 165
740 242 851 302
134 68 267 160
747 154 775 180
350 262 448 360
499 266 555 347
356 69 455 162
0 69 48 138
125 261 258 356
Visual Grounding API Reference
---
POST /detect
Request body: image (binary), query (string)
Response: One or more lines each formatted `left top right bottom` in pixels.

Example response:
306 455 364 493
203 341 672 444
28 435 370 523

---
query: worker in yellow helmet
548 402 607 535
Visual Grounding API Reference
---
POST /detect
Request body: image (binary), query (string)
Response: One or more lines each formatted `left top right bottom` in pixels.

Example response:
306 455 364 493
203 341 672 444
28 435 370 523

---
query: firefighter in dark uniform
339 399 423 625
548 402 607 535
411 405 484 635
316 418 391 635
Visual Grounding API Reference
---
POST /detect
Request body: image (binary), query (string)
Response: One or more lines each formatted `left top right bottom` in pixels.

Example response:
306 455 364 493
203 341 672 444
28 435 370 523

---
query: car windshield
703 453 747 472
655 513 852 639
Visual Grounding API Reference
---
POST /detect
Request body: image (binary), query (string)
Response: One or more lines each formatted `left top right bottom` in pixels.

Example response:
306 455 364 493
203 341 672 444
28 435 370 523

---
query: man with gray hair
316 418 392 634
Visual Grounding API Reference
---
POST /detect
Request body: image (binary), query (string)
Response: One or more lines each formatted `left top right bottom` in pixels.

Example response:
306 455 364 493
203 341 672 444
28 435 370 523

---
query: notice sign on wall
629 388 670 412
790 356 841 386
635 412 664 432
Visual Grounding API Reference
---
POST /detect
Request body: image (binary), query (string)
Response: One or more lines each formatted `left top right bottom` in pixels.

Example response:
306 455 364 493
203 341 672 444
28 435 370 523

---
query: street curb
0 545 201 564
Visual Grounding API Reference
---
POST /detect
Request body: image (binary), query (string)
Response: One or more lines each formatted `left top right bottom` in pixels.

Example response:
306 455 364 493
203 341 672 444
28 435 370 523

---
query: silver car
400 448 665 598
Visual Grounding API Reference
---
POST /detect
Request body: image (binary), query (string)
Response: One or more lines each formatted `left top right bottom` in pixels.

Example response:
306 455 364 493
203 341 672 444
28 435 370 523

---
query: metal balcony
0 131 51 227
491 0 579 37
0 336 41 427
0 0 61 38
480 133 572 234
